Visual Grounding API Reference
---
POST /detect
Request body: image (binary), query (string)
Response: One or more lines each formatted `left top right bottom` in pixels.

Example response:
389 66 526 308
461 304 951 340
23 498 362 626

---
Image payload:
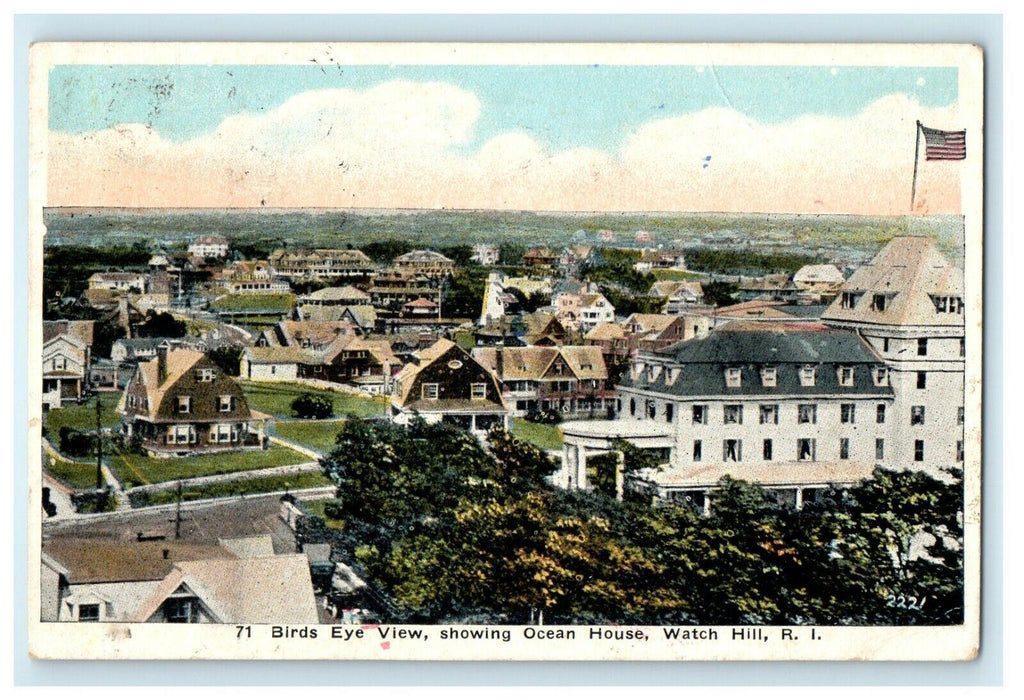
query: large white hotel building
559 236 965 509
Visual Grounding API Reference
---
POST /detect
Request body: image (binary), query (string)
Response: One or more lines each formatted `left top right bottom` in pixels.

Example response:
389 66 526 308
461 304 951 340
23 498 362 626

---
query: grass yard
130 471 333 507
510 418 565 451
238 380 388 419
45 456 102 491
209 293 295 313
43 393 122 437
452 328 476 351
651 269 705 282
274 420 347 454
300 498 346 530
108 444 311 488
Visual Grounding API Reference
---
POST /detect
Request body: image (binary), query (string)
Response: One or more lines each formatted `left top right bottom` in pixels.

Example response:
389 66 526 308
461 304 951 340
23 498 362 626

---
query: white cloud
48 81 963 215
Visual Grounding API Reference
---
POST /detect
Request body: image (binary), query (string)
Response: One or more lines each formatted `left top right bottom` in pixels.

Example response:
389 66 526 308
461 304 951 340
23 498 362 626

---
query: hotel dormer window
176 396 192 414
195 368 216 382
760 367 777 387
421 383 439 400
873 367 889 386
838 366 854 387
840 291 863 309
725 367 742 388
870 293 894 312
799 366 816 387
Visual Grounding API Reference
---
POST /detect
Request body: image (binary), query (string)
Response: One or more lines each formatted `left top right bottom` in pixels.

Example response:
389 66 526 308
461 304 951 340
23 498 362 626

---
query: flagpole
910 120 922 211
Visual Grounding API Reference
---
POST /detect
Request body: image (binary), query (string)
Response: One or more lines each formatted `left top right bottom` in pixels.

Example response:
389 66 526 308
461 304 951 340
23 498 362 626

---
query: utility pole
174 480 184 540
95 398 104 490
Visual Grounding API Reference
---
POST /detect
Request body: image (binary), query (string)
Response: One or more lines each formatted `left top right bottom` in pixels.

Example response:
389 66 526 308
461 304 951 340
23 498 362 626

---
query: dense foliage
291 393 335 419
317 419 964 625
683 248 820 276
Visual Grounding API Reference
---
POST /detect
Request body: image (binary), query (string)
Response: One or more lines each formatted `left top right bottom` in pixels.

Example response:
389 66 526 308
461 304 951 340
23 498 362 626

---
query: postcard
27 42 982 661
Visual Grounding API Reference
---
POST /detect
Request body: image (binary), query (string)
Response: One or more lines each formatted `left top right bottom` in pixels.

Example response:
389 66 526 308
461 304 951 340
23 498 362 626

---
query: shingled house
119 348 269 455
390 339 508 435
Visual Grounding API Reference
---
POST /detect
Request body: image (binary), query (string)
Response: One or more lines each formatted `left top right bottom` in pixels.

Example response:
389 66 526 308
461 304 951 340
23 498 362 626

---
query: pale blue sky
49 64 958 153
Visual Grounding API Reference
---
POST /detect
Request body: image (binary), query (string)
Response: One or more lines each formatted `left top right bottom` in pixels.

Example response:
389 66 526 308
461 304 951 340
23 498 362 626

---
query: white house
188 235 230 259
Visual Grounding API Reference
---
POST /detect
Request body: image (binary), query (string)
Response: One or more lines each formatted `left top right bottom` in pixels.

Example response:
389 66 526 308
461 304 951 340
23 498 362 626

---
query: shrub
59 427 95 457
291 393 335 419
524 408 563 425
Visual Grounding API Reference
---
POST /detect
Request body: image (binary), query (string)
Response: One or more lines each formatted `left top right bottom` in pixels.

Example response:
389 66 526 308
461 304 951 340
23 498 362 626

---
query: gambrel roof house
391 339 508 433
119 349 267 454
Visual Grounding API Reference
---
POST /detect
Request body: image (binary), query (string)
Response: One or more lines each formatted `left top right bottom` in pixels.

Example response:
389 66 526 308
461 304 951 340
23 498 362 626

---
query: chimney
157 347 168 385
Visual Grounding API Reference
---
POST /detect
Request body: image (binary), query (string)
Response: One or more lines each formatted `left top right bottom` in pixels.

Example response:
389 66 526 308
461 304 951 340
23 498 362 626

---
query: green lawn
510 418 564 451
45 456 103 491
274 420 347 454
130 472 333 507
651 269 705 281
43 393 122 437
452 328 476 351
300 498 346 529
238 380 388 420
209 293 295 312
108 444 311 488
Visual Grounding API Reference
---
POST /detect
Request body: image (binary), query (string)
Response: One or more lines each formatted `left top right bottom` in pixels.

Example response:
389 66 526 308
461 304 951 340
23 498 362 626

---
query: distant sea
42 208 966 267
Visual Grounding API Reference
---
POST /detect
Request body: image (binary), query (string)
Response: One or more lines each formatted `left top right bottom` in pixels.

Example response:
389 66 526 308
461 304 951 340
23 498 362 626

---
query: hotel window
759 404 779 425
841 403 856 424
914 440 925 462
218 395 235 412
873 367 888 386
422 383 439 400
911 406 926 426
917 372 927 389
841 291 862 309
630 398 636 416
917 338 928 356
876 438 885 460
723 404 743 425
725 367 742 388
957 440 964 462
883 338 890 353
797 438 817 461
798 404 817 424
838 367 854 387
471 383 487 399
692 404 708 425
176 396 192 414
763 439 773 461
665 403 674 423
960 337 965 357
958 406 964 425
77 604 100 622
723 439 742 462
647 400 657 420
871 293 891 312
693 440 702 462
877 403 886 423
840 438 850 460
799 366 816 387
761 367 777 387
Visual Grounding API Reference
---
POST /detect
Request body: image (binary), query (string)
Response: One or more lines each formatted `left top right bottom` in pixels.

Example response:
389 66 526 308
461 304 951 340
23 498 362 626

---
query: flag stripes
921 125 967 161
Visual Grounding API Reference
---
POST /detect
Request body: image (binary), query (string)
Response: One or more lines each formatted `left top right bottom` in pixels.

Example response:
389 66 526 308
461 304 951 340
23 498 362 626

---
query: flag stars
830 68 839 76
916 76 927 87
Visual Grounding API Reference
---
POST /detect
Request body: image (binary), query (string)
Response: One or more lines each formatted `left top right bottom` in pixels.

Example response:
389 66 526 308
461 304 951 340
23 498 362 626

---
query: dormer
870 292 896 312
631 361 645 382
647 365 663 382
666 367 682 386
840 291 864 309
873 367 889 387
725 367 742 388
799 365 817 387
930 295 965 314
837 366 854 387
760 367 777 387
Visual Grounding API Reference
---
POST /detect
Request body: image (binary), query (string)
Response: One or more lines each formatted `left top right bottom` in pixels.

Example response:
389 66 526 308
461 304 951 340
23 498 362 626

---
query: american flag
921 125 967 161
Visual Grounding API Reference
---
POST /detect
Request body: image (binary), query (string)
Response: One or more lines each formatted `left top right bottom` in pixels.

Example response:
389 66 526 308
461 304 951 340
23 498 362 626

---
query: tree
291 393 334 419
208 346 243 376
136 311 186 338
